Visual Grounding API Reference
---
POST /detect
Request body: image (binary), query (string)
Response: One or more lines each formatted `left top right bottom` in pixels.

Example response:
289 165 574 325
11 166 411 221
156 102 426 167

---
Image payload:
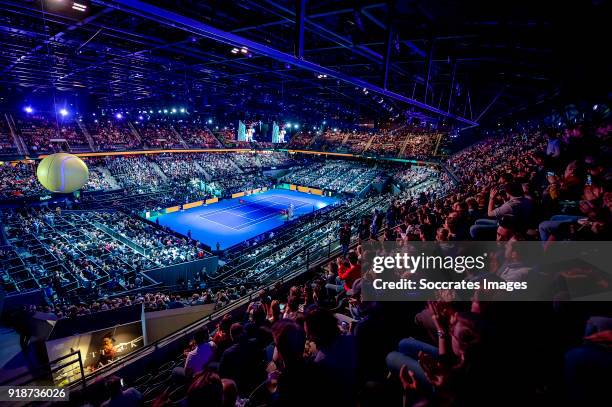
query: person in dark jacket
219 323 266 396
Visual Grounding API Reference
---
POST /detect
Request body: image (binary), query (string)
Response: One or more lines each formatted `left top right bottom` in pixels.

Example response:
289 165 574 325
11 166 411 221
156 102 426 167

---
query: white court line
191 192 327 228
202 203 276 220
199 215 241 231
235 212 281 229
192 194 278 217
237 201 309 225
197 194 306 219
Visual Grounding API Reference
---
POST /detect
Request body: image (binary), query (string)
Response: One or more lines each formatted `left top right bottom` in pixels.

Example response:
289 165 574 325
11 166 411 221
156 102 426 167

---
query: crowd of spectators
134 121 183 149
281 161 382 194
94 211 206 267
0 119 17 154
92 118 607 407
287 131 315 148
154 153 208 183
366 130 402 156
0 161 46 198
398 131 441 159
9 114 448 161
175 122 222 148
288 127 443 159
16 116 89 153
4 107 611 406
87 119 141 151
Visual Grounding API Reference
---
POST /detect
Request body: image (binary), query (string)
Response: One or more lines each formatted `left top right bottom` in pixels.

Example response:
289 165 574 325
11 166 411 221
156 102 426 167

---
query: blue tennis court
149 189 338 249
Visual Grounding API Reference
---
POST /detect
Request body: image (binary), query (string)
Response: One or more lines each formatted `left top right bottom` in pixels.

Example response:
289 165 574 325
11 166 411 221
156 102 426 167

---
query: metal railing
0 350 86 389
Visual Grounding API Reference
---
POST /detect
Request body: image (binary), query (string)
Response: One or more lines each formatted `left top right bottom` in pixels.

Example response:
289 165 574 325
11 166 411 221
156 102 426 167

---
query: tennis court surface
149 189 338 249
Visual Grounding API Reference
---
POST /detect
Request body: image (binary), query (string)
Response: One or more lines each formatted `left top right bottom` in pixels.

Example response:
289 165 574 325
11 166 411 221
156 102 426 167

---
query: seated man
174 327 215 380
471 183 534 240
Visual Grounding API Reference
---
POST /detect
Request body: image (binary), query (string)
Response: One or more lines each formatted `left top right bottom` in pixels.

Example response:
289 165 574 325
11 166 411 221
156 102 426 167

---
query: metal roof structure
1 0 609 126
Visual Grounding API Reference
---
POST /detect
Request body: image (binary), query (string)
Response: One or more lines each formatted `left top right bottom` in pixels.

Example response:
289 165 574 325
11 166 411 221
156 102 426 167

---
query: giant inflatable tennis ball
36 153 89 193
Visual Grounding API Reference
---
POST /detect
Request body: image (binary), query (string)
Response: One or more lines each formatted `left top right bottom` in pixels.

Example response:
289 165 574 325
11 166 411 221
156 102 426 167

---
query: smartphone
279 303 285 311
547 171 555 177
120 378 124 387
586 175 592 185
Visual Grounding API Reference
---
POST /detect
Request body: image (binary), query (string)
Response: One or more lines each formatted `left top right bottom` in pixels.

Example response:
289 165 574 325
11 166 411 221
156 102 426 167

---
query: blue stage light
59 108 68 117
116 113 123 119
24 106 33 113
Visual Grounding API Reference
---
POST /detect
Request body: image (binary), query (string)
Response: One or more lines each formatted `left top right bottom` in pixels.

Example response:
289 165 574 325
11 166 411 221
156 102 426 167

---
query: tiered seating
256 151 294 167
87 119 141 151
214 128 235 147
394 166 440 188
0 118 17 154
196 153 240 179
16 116 90 153
154 153 208 182
398 131 441 158
366 131 402 156
103 156 165 193
315 129 345 151
0 161 45 198
135 121 182 149
175 123 222 148
208 174 271 196
288 131 316 148
342 132 372 154
80 165 116 192
231 153 260 171
93 211 203 267
281 161 381 194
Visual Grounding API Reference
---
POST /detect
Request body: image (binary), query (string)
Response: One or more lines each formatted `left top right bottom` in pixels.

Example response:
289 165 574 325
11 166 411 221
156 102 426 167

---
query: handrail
0 350 85 388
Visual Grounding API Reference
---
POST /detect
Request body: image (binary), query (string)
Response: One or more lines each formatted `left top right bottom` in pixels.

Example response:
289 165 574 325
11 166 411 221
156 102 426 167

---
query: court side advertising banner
360 241 612 301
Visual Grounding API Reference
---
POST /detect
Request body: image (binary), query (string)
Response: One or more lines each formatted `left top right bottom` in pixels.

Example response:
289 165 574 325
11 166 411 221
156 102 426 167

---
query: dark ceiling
0 0 610 126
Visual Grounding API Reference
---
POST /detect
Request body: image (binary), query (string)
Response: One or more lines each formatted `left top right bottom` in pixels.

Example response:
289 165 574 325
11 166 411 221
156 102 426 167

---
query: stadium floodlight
158 110 162 113
171 108 177 113
207 119 213 124
116 113 123 119
149 110 153 113
59 108 68 117
180 108 186 113
293 124 299 129
163 109 168 113
24 106 33 113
